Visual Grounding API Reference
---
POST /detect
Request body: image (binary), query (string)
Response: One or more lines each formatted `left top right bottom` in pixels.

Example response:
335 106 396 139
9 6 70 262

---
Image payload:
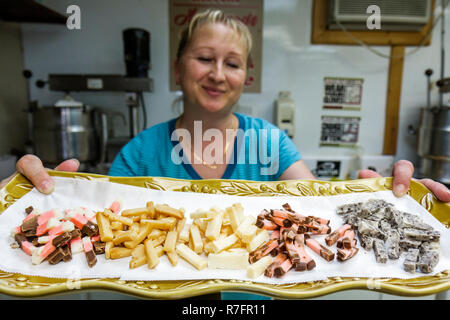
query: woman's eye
227 59 242 69
198 57 212 62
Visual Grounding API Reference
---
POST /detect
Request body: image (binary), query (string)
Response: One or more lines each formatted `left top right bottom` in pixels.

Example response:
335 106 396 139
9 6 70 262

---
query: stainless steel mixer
417 71 450 186
32 103 104 165
21 28 153 173
417 105 450 185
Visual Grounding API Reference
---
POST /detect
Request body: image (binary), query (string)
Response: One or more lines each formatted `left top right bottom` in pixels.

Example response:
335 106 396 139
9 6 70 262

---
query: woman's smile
202 85 226 97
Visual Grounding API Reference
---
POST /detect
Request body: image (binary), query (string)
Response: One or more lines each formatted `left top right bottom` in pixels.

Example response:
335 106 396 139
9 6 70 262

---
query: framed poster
323 77 364 110
320 115 361 148
169 0 263 93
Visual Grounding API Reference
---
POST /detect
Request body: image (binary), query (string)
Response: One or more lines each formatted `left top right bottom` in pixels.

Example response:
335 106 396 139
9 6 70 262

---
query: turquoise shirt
109 113 301 180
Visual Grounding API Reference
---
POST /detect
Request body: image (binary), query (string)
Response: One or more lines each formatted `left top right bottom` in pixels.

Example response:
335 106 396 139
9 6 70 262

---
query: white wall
0 22 28 156
20 0 450 170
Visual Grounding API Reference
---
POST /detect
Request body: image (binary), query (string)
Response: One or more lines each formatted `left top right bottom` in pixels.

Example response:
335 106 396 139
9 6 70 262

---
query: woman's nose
209 62 226 82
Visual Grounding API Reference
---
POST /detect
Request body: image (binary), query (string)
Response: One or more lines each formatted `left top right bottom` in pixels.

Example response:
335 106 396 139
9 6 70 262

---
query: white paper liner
0 176 448 285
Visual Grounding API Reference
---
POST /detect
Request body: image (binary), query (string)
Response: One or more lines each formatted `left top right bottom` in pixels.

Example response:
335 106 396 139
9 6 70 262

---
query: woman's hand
0 155 80 194
358 160 450 203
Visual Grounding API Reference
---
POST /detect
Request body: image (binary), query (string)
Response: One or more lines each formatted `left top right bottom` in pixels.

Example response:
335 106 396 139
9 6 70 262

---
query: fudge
373 239 388 263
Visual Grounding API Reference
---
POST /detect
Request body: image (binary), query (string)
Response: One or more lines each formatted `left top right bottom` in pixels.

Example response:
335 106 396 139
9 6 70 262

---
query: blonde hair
176 9 253 61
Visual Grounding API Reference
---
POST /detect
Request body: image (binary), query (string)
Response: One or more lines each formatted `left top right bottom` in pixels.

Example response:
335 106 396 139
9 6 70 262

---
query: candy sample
13 206 101 268
336 199 441 273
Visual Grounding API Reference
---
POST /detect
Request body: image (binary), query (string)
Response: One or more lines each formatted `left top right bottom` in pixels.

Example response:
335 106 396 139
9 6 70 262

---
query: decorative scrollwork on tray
218 181 307 197
0 192 21 211
178 180 385 198
1 181 34 211
420 193 434 212
144 181 166 191
296 183 316 196
344 183 375 193
218 181 259 196
13 182 34 191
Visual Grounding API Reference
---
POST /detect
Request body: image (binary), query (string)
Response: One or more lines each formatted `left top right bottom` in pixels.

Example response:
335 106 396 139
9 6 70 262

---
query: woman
0 9 449 299
108 10 313 182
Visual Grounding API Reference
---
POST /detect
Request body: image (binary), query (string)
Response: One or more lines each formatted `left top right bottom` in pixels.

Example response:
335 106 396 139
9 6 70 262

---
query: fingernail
70 158 80 167
394 184 407 197
40 180 54 194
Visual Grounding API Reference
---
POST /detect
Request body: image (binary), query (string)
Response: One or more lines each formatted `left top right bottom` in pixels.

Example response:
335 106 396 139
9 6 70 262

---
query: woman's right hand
0 155 80 194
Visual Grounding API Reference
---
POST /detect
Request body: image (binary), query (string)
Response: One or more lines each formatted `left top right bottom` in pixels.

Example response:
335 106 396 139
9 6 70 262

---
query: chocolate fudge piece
360 199 390 219
345 214 361 226
373 239 388 263
400 212 433 230
31 237 39 246
403 228 440 242
399 238 422 250
48 247 66 265
25 206 34 214
85 250 97 268
21 215 38 235
70 228 82 239
386 207 403 228
357 219 383 239
358 232 374 251
403 248 420 273
336 202 362 216
325 230 341 246
420 241 440 253
93 241 106 255
61 245 72 262
52 231 72 248
14 233 28 247
386 230 401 260
293 261 307 271
387 238 401 260
81 220 99 237
417 251 439 274
379 219 391 233
337 247 359 261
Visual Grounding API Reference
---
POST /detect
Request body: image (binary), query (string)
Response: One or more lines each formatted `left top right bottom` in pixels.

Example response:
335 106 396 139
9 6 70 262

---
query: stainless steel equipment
44 74 153 139
417 106 450 185
22 28 153 173
416 2 450 187
32 103 104 166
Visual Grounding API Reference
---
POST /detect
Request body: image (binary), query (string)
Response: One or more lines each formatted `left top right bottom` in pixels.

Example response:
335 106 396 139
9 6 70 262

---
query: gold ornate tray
0 170 449 299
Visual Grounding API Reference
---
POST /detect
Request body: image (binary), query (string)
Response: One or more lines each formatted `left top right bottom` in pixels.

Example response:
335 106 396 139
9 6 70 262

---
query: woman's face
175 23 247 115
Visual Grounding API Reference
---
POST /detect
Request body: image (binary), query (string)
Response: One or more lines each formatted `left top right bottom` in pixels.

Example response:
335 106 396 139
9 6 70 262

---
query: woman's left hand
358 160 450 203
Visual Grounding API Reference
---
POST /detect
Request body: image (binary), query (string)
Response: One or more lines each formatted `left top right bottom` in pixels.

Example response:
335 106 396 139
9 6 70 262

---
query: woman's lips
203 86 225 97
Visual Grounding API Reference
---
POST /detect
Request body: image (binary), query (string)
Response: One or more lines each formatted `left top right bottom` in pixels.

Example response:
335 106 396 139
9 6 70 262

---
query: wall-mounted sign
323 77 363 110
314 160 341 178
169 0 263 93
320 115 360 148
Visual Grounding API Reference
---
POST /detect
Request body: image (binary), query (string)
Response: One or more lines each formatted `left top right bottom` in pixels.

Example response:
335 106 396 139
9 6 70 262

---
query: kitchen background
0 0 448 300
